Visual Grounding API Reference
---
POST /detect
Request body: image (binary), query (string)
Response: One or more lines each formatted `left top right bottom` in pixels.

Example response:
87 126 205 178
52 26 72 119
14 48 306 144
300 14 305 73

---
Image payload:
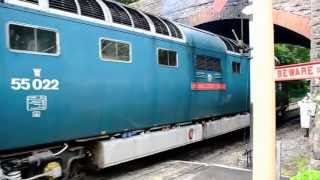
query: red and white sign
192 82 226 91
275 61 320 81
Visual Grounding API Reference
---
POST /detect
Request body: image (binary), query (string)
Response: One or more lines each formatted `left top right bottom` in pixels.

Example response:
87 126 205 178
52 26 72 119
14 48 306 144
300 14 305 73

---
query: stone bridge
131 0 311 48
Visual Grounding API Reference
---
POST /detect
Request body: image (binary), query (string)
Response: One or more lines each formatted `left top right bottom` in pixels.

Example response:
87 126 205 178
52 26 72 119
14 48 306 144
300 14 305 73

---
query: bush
291 170 320 180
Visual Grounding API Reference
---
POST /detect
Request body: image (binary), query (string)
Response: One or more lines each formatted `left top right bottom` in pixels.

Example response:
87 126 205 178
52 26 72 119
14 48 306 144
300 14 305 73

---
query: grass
294 156 309 172
291 170 320 180
282 156 309 177
287 156 320 180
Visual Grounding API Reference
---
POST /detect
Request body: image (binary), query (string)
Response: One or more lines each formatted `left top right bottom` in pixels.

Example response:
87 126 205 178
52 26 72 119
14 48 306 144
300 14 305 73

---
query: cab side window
158 49 177 67
100 38 131 62
196 55 221 72
8 23 59 55
232 62 241 74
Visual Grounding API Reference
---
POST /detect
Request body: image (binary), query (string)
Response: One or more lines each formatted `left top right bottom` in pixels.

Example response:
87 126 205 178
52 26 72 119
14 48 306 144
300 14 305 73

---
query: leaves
275 44 310 65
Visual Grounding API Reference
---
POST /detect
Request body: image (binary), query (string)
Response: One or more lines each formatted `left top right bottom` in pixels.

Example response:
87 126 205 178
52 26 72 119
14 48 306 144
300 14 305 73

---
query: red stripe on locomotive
192 82 226 91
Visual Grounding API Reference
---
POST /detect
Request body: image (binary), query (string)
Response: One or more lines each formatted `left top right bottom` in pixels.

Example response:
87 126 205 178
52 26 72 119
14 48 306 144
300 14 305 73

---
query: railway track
280 103 299 122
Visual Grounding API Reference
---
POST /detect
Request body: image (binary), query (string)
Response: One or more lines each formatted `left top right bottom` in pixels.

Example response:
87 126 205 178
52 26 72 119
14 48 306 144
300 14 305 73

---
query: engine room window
158 49 177 67
9 24 58 55
100 39 131 62
196 55 221 72
232 62 241 74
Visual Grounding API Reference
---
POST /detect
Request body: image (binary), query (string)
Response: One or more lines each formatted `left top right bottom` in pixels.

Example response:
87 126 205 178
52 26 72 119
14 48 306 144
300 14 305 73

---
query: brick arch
187 8 310 40
273 10 310 39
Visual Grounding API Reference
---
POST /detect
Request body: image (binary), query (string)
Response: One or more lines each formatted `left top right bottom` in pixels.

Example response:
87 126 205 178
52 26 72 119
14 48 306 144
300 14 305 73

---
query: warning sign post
275 61 320 81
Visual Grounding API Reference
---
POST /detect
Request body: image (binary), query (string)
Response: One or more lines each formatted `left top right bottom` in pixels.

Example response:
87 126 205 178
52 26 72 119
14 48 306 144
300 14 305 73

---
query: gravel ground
87 117 308 179
277 119 311 176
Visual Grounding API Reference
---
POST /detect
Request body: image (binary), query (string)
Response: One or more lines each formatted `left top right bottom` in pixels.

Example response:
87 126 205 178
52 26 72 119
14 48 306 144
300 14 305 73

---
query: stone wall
310 0 320 166
311 0 320 95
311 0 320 60
273 0 310 17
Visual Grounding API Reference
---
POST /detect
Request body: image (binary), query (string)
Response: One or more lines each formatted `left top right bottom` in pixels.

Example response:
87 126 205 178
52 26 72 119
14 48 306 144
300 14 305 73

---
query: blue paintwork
0 4 250 150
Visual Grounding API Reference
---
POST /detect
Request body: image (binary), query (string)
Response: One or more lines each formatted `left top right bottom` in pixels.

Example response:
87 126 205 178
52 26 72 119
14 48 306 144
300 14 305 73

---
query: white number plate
11 78 60 91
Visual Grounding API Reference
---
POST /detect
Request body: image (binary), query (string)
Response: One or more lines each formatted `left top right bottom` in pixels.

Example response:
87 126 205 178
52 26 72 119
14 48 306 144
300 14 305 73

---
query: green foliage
294 156 309 172
290 156 320 180
283 156 310 177
114 0 138 5
275 44 309 66
291 170 320 180
275 44 310 101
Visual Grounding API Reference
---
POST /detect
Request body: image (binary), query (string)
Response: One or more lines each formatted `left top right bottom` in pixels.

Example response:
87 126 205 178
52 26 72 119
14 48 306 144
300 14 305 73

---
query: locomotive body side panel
0 5 85 150
0 4 250 151
0 5 159 150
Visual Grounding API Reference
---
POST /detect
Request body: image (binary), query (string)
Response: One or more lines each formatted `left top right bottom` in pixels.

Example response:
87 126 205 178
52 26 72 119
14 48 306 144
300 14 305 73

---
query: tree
114 0 139 5
275 44 309 65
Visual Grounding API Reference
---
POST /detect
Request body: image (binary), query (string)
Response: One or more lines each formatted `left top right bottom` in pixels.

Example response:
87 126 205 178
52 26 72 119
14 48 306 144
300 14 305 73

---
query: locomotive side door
223 53 250 113
191 49 225 118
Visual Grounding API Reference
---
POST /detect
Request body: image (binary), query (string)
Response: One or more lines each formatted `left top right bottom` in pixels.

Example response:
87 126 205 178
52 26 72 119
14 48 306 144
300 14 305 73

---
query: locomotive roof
3 0 185 42
179 25 226 53
2 0 241 54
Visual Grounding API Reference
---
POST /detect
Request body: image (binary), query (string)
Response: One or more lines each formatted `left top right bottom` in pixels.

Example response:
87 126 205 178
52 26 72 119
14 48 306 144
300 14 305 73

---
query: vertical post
249 0 276 179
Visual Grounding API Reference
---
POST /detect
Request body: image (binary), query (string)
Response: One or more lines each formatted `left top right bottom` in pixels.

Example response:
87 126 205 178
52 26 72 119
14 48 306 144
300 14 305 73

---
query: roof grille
102 0 132 27
146 14 169 36
49 0 78 14
19 0 38 4
78 0 105 20
162 18 183 39
124 7 150 31
220 36 241 53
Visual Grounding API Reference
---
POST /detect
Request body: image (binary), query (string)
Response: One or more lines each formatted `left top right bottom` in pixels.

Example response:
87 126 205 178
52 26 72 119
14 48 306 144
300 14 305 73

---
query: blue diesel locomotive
0 0 250 179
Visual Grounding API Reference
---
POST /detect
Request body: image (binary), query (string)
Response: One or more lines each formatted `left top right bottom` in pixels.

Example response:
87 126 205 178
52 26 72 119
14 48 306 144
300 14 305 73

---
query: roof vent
220 37 241 53
146 14 169 36
49 0 78 14
78 0 105 20
19 0 38 4
161 18 183 39
102 0 132 27
124 7 150 31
